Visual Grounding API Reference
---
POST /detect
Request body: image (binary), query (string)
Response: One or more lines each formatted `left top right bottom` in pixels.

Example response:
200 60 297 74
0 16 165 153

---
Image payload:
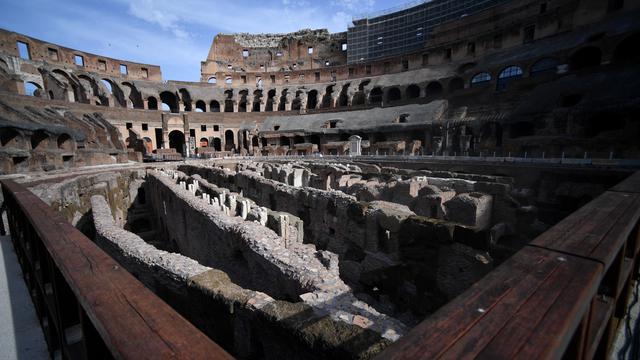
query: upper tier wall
0 28 162 81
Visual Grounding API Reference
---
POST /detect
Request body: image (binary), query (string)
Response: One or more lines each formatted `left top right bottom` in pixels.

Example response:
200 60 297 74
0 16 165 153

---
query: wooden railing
1 179 234 359
377 171 640 359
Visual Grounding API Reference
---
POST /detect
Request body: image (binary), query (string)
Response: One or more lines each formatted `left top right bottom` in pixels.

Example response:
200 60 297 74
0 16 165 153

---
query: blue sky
0 0 406 81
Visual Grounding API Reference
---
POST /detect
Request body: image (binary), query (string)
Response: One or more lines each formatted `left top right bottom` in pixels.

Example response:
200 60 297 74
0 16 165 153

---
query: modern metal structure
347 0 509 64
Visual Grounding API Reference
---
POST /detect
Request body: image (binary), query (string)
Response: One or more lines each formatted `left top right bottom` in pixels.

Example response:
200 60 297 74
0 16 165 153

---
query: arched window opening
213 138 222 151
0 128 22 147
208 77 217 84
168 130 185 155
160 91 179 113
200 137 209 147
57 133 74 151
569 47 602 71
278 89 288 111
386 87 401 102
425 81 443 98
369 88 383 105
406 84 420 99
210 100 221 112
31 130 49 150
179 88 192 111
225 130 235 151
496 66 523 90
195 100 206 112
307 90 318 109
530 58 559 76
470 72 491 87
147 97 158 110
24 81 42 97
265 89 276 112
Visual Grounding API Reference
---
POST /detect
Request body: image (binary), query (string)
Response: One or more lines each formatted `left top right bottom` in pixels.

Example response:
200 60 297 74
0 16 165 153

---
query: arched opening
449 77 465 92
307 90 318 109
122 82 144 109
352 92 365 106
57 133 74 151
406 84 420 99
338 83 350 107
530 58 559 76
52 69 84 103
266 89 276 112
251 136 259 147
496 66 523 90
24 81 43 97
238 90 248 112
253 90 262 112
386 87 401 102
425 81 443 98
31 130 49 150
213 138 222 151
210 100 220 112
278 89 288 111
279 136 289 147
470 72 491 87
369 87 383 105
160 91 179 113
224 90 234 112
613 34 640 64
321 85 334 108
292 91 303 111
195 100 206 112
200 137 209 147
147 96 158 110
101 79 126 107
569 47 602 71
179 89 192 111
142 137 153 154
0 128 22 148
225 130 235 151
168 130 185 155
208 77 217 84
293 135 305 144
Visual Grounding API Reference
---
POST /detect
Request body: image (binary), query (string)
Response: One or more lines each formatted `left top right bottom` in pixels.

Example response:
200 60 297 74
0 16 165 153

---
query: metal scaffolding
347 0 510 64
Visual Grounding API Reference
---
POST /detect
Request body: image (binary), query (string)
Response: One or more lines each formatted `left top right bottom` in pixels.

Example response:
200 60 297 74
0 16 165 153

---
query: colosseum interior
0 0 639 359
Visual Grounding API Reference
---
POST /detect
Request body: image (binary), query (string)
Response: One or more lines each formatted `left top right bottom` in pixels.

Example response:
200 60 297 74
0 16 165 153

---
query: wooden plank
375 247 599 360
530 191 640 270
1 180 234 360
584 297 615 359
610 171 640 193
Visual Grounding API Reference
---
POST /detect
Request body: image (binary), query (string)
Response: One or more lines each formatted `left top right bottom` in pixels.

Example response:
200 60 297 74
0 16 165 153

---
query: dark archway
386 87 401 102
449 77 465 92
122 82 144 109
369 87 383 105
168 130 185 155
352 92 365 106
31 130 49 150
225 130 235 151
210 100 220 112
425 81 443 98
406 84 420 99
307 90 318 109
195 100 206 112
266 89 276 111
278 89 288 111
338 83 350 107
57 133 74 151
147 96 158 110
200 137 209 147
569 47 602 71
613 33 640 64
160 91 179 113
213 137 222 151
179 88 192 111
321 85 334 108
224 90 234 112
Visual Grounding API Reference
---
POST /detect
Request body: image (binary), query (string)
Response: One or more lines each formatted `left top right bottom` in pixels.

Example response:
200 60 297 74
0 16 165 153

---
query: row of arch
14 33 640 113
0 128 75 152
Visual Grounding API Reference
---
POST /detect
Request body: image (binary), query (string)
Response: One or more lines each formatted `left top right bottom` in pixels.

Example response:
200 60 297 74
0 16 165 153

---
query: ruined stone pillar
246 96 254 112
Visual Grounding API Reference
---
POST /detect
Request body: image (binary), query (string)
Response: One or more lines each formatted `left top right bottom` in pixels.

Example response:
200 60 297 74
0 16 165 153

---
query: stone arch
210 100 221 112
31 130 49 150
160 91 179 113
225 130 235 151
101 78 126 107
57 133 74 151
470 72 491 87
213 137 222 151
406 84 420 99
195 100 206 112
238 90 248 112
425 81 443 98
147 96 158 110
321 85 334 108
386 87 402 102
208 76 217 84
51 69 85 103
352 92 365 106
168 130 185 155
0 128 24 148
179 88 192 111
369 87 383 105
24 81 43 97
266 89 276 111
77 74 104 105
337 83 350 107
529 58 559 76
251 136 259 147
307 89 318 109
278 89 289 111
253 90 263 112
449 77 465 92
122 82 144 109
291 90 304 111
224 90 234 112
569 47 602 71
200 137 209 147
613 33 640 64
496 66 523 90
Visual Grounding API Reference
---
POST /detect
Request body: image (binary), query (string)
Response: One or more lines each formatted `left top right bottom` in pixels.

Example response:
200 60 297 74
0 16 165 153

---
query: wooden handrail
376 171 640 359
1 179 234 359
